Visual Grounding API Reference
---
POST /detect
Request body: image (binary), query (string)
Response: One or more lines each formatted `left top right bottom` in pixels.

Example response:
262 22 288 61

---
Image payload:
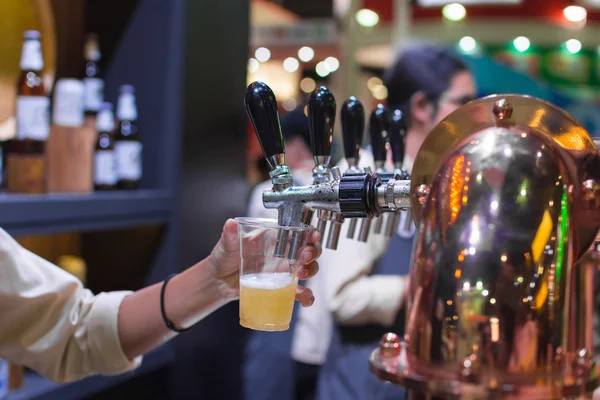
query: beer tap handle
389 109 407 168
341 96 365 165
370 104 390 169
308 86 336 242
245 81 286 171
308 86 336 163
383 109 409 237
370 105 389 235
245 81 292 259
341 97 366 240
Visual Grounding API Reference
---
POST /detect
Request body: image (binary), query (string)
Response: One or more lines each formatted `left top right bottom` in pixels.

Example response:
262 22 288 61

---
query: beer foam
240 272 294 290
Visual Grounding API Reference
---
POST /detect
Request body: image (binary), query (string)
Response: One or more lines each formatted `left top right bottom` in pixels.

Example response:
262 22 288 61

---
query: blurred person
0 219 321 384
244 107 329 400
316 43 477 400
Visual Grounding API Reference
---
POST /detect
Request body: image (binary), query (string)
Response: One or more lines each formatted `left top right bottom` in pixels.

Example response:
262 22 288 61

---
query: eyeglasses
443 95 477 107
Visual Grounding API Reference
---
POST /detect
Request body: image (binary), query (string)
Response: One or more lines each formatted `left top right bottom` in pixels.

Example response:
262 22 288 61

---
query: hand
209 219 322 307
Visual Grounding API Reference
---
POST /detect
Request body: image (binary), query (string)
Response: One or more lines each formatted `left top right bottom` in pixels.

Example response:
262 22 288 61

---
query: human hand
209 218 322 307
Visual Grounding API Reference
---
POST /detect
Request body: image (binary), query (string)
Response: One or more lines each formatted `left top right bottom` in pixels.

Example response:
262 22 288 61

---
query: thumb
219 219 239 253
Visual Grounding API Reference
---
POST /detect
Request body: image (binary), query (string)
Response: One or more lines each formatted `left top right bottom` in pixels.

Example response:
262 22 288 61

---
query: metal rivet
575 348 595 379
415 184 431 205
493 99 513 120
583 179 600 199
379 332 401 357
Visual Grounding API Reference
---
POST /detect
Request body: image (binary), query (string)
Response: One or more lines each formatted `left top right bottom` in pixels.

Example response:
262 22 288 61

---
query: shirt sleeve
322 153 408 327
0 228 142 383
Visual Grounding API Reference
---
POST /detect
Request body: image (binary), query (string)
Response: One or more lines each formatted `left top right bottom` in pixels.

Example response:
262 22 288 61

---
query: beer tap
383 109 410 237
341 97 366 241
308 86 336 243
358 104 389 242
372 105 393 235
244 81 412 260
326 96 365 249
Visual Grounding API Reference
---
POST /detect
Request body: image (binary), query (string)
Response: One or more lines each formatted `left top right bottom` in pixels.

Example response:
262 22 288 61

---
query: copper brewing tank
369 95 600 399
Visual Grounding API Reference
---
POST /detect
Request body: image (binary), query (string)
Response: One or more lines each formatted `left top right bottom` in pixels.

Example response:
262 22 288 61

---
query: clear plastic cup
236 217 310 332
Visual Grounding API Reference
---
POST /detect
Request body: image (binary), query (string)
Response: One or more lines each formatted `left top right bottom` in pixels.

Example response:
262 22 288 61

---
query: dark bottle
115 85 142 190
93 102 117 190
83 34 104 117
12 30 50 155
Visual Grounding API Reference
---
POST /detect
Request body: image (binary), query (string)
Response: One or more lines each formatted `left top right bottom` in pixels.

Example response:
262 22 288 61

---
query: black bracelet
160 273 191 333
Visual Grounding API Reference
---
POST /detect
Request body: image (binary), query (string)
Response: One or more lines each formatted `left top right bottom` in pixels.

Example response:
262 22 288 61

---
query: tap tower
244 81 412 260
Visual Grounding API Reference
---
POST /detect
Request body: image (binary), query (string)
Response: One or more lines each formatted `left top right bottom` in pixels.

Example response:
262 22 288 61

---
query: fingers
298 261 319 280
219 219 239 253
300 241 322 265
308 229 321 245
295 285 315 307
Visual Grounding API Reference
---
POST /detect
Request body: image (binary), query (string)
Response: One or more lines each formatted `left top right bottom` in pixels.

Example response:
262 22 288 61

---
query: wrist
164 258 232 330
206 253 239 302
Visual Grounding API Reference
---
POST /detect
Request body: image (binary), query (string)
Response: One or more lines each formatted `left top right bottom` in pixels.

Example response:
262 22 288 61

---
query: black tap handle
244 81 284 158
341 97 365 160
369 104 389 163
389 109 407 165
308 86 336 157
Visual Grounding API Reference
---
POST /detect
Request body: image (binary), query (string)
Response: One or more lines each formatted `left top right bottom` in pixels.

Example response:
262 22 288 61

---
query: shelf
0 189 173 236
7 345 173 400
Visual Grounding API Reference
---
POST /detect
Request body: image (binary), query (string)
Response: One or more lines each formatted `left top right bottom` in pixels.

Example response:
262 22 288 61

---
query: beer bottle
115 85 142 189
93 102 117 190
12 30 50 154
82 33 104 117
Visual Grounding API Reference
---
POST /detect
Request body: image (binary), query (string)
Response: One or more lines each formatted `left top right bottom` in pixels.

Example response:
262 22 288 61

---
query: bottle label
83 78 104 112
117 92 138 121
115 141 142 181
16 96 50 140
20 40 44 71
94 150 117 185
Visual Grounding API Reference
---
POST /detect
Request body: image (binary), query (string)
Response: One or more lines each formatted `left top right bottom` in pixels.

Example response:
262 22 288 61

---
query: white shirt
0 227 141 383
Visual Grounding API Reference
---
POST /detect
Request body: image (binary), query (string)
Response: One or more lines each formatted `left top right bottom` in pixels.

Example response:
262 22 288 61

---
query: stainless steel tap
307 86 336 243
372 105 392 236
357 105 389 242
328 96 366 249
244 81 412 260
382 109 410 238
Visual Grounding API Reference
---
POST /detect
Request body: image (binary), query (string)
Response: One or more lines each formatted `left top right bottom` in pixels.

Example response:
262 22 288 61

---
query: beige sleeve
0 228 141 383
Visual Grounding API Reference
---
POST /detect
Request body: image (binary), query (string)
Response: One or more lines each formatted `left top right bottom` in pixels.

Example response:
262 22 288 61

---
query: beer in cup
236 217 310 332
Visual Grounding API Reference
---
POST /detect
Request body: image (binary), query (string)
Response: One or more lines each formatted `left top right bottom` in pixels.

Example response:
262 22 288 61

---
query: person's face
431 70 477 127
284 136 313 169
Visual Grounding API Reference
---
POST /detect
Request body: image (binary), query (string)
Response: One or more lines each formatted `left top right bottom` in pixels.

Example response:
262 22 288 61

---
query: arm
0 227 137 383
0 220 321 383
